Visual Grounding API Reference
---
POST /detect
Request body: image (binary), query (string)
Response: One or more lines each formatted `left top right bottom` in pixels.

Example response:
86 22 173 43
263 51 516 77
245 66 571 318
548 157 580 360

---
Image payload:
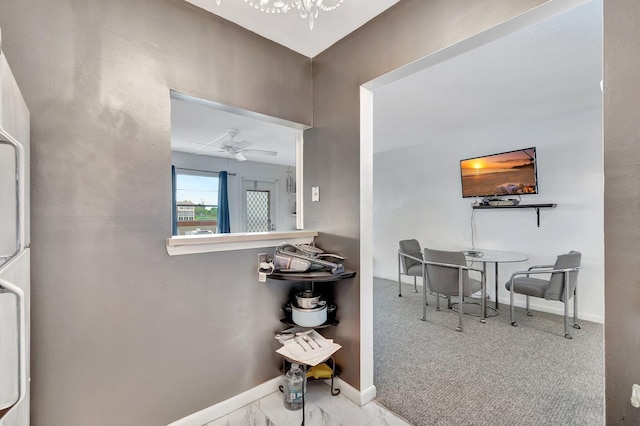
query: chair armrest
527 264 554 271
510 266 581 280
398 251 424 265
424 259 484 279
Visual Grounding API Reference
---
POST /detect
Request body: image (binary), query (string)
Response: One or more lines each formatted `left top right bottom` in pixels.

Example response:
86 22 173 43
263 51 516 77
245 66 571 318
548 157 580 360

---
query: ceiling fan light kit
192 128 278 161
217 0 344 30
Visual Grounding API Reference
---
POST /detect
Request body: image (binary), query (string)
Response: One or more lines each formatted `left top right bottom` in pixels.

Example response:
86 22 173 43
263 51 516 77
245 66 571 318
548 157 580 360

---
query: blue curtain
171 165 178 236
217 171 231 233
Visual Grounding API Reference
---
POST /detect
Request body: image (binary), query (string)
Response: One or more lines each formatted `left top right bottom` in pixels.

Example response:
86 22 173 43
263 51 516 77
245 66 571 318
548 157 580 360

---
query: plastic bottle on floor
283 363 305 411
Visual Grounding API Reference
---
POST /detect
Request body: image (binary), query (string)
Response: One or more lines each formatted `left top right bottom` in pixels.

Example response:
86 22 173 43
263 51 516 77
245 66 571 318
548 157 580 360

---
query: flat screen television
460 147 538 198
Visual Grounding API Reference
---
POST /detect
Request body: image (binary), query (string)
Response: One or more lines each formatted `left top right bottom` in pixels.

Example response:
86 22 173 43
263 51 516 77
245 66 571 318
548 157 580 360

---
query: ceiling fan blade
223 139 253 150
189 132 229 155
234 152 247 161
243 149 278 157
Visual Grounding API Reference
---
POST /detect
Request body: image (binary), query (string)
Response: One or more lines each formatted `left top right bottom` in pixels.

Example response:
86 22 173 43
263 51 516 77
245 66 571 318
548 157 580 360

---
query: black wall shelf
266 270 356 282
472 203 556 227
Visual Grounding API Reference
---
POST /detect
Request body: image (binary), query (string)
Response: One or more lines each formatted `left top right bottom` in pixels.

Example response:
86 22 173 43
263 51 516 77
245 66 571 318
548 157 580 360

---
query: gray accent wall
0 0 310 424
604 1 640 423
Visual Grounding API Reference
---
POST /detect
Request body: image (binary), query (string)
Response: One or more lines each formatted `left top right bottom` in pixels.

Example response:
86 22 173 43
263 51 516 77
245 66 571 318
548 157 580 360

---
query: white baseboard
167 376 281 426
167 375 378 426
323 377 376 406
498 296 604 324
360 384 377 405
398 277 424 288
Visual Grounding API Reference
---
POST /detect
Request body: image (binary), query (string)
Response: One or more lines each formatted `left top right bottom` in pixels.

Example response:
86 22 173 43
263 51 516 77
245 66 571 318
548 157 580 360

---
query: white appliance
0 28 31 426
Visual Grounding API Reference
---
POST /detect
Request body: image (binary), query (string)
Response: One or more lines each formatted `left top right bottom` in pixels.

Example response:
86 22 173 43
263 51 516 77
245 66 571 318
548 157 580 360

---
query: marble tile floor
205 381 412 426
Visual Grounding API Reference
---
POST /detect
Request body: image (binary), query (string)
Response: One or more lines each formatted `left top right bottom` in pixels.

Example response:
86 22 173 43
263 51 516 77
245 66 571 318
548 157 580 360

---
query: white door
242 180 277 232
0 47 30 426
0 250 29 426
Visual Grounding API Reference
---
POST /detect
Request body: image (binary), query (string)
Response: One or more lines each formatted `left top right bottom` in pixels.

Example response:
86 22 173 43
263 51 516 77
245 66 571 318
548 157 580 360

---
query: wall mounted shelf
266 270 356 282
472 203 557 227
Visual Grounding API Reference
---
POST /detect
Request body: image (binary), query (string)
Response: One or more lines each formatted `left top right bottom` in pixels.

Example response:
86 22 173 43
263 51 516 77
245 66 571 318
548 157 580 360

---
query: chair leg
480 277 486 324
456 272 464 332
526 296 533 316
510 279 517 327
563 300 571 339
421 274 427 321
422 278 429 306
573 286 581 330
563 271 572 339
398 253 402 297
436 291 441 311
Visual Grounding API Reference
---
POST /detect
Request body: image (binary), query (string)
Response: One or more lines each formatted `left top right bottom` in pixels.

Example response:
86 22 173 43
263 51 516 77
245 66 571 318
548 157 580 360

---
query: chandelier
215 0 345 30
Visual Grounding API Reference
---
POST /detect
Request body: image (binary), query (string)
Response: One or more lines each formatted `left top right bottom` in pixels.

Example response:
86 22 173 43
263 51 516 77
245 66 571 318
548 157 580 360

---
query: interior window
170 91 307 235
166 91 313 255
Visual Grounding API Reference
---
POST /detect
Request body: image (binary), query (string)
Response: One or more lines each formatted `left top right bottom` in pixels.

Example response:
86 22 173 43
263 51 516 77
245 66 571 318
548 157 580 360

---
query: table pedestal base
450 301 499 318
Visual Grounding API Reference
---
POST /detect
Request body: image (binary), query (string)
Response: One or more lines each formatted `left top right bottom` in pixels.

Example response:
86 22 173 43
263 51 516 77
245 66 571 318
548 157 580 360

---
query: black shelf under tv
472 203 556 227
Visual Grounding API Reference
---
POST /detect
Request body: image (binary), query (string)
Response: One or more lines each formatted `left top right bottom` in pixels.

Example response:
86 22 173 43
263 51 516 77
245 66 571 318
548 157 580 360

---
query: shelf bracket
472 203 555 227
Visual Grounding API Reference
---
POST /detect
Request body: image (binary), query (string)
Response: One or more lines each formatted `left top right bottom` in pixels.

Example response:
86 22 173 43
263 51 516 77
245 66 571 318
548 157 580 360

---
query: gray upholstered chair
423 248 484 332
506 251 582 339
398 239 423 297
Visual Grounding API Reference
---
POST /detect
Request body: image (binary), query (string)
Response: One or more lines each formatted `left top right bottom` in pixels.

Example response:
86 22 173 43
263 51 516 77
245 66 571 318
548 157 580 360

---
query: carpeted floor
373 277 604 426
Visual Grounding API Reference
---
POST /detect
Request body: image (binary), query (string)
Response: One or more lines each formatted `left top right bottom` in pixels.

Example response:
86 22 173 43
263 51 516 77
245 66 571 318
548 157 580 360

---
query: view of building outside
175 173 219 235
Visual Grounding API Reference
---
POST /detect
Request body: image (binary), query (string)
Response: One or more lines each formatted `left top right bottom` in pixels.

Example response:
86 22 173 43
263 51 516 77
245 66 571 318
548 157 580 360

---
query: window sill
165 230 318 256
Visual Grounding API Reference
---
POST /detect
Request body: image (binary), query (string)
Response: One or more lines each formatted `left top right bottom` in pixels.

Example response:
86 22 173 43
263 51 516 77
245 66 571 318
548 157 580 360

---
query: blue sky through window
176 174 219 207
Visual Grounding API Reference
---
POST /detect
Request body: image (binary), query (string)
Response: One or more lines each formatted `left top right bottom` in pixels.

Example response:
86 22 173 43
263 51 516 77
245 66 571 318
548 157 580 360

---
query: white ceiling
374 0 602 153
171 93 302 166
185 0 401 57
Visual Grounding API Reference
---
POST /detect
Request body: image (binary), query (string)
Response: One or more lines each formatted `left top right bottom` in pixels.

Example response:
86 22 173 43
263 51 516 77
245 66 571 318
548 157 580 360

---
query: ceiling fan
191 128 278 161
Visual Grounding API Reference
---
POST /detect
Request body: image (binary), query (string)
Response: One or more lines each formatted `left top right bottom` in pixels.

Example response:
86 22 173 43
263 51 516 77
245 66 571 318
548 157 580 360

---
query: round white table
465 249 528 316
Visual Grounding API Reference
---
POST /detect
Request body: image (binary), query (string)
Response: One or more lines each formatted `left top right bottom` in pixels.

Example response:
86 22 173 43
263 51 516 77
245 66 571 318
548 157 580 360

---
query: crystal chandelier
216 0 345 30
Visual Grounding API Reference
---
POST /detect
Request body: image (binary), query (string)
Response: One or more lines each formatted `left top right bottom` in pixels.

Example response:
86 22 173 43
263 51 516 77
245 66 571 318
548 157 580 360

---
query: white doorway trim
359 86 375 399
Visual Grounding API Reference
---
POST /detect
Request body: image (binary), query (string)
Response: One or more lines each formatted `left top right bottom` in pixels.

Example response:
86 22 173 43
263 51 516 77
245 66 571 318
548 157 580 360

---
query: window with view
174 171 219 235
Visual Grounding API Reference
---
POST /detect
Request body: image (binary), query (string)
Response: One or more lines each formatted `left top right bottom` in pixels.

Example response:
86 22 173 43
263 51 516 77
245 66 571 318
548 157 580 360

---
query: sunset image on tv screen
460 148 537 197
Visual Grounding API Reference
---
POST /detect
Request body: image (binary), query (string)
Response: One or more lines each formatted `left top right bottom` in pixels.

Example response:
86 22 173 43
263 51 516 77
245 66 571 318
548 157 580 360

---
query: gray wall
307 0 550 390
0 0 311 424
604 1 640 423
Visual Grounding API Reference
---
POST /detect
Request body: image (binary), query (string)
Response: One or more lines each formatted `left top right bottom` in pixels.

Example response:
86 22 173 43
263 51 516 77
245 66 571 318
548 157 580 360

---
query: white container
291 302 327 327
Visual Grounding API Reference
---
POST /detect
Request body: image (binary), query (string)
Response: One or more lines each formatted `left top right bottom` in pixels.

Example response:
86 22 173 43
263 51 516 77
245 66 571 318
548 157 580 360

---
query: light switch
312 186 320 202
632 384 640 408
